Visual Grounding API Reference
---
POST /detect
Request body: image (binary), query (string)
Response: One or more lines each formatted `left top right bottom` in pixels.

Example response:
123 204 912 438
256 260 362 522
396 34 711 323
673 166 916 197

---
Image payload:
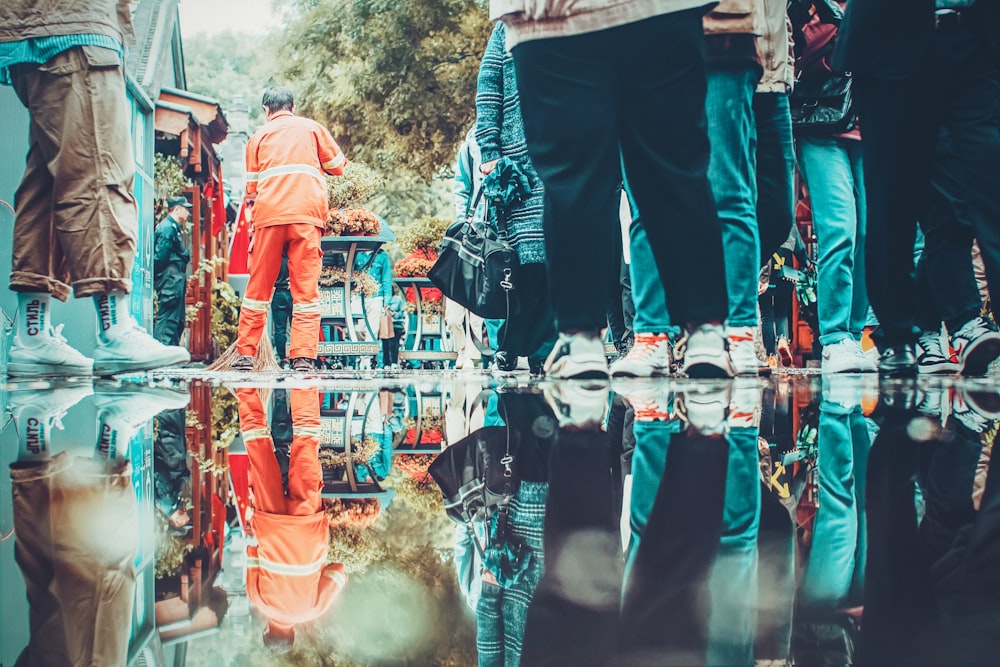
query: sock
94 410 132 461
17 406 51 462
94 292 131 342
16 292 51 346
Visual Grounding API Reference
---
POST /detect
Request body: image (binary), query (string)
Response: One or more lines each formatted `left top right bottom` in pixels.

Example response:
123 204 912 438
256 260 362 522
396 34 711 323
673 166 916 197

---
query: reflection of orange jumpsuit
236 388 347 626
237 111 347 359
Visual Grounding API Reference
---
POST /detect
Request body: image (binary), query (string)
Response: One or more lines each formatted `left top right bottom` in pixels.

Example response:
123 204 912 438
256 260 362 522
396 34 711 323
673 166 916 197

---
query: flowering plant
325 207 381 236
393 255 435 278
319 266 380 297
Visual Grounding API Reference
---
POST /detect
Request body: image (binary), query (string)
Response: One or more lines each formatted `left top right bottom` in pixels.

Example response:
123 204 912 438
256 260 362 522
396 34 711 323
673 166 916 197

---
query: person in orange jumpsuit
233 85 347 372
236 386 348 654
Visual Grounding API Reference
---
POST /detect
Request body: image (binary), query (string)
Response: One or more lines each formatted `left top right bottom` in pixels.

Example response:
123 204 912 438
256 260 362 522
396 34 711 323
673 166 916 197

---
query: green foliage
398 216 451 254
155 511 192 579
183 30 277 127
326 161 387 209
276 0 492 178
153 152 190 221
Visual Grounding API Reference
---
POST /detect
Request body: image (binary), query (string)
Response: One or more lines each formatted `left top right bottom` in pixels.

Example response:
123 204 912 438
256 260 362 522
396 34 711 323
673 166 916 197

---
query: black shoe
529 359 544 376
290 357 315 373
231 355 254 371
493 350 517 372
878 344 917 376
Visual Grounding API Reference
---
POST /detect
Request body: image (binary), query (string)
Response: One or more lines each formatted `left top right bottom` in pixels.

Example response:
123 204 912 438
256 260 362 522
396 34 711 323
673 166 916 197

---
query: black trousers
913 130 983 332
270 286 293 359
153 263 186 347
857 24 1000 347
512 9 727 332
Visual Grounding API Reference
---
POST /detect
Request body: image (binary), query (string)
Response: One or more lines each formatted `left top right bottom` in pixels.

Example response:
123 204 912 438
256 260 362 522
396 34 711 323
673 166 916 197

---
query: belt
934 8 971 30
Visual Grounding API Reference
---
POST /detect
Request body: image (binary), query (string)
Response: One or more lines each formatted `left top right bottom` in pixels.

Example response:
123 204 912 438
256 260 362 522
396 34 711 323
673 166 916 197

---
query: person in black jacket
834 0 1000 375
153 196 192 346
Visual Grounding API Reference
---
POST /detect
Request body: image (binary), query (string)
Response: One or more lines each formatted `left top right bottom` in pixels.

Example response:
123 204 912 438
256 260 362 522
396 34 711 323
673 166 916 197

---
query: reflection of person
233 85 347 373
6 380 188 665
153 196 192 346
236 387 348 654
1 0 191 376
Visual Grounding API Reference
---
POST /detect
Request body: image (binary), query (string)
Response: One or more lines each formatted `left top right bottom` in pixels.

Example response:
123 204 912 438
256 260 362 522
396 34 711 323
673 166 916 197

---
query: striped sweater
475 22 546 265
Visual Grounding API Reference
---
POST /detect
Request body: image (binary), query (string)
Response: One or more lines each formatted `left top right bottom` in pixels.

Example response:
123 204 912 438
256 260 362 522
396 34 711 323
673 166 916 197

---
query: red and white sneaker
610 332 672 378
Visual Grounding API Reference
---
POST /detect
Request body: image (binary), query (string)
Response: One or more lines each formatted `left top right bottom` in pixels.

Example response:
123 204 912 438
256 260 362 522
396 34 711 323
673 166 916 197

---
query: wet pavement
2 371 1000 665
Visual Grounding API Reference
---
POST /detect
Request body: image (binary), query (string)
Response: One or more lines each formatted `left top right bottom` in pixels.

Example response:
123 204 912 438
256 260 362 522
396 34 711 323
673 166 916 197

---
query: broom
206 333 282 372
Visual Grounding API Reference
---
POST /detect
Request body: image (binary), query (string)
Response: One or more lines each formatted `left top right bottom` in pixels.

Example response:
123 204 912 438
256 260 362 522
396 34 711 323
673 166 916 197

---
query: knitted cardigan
475 22 546 265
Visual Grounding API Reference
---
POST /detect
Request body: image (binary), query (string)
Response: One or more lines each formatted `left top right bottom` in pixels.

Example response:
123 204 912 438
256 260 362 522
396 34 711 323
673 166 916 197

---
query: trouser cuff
10 272 72 302
73 277 132 299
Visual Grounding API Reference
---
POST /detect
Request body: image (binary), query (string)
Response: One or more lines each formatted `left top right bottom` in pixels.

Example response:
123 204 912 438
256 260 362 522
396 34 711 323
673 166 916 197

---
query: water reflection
3 376 1000 665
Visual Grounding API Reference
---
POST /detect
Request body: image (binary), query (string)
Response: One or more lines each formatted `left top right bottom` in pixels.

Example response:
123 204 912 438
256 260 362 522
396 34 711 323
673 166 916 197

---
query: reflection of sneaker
821 374 864 411
543 382 610 430
93 321 190 375
610 333 672 378
543 332 609 380
615 380 674 421
821 339 864 374
951 316 1000 377
727 326 760 376
728 378 762 428
675 383 730 435
7 381 94 457
93 384 191 456
7 326 93 377
916 331 960 375
680 324 734 379
949 388 994 434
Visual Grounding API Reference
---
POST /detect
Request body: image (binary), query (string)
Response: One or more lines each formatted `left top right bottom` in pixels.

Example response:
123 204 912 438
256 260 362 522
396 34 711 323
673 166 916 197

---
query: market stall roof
159 86 229 144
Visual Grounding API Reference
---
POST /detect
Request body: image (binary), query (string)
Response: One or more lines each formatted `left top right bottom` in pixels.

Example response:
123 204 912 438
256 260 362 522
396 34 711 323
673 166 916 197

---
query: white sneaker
860 344 880 372
951 316 1000 377
675 383 730 435
679 324 734 379
543 331 609 380
610 333 672 377
543 382 609 430
726 326 760 376
93 321 190 375
7 325 93 377
821 339 864 373
6 381 94 456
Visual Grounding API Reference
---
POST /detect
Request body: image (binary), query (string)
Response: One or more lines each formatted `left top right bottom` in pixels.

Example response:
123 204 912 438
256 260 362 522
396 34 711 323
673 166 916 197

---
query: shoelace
626 334 670 360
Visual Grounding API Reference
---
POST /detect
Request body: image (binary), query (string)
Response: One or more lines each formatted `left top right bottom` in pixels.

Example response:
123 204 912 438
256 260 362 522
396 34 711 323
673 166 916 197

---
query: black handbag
428 190 520 320
429 418 531 585
790 71 856 136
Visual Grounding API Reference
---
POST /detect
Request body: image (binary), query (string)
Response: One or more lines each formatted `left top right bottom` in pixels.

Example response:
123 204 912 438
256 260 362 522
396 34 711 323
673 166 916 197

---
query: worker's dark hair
263 625 295 654
261 86 294 114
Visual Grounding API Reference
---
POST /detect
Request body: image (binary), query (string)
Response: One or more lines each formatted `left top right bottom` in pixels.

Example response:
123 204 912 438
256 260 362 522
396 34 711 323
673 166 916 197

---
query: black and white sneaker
916 330 960 375
951 316 1000 376
543 331 610 380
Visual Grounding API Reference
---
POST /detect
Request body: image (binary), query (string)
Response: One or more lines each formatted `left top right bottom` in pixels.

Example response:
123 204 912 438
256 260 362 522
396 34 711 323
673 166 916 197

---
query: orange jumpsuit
237 110 347 359
236 387 347 627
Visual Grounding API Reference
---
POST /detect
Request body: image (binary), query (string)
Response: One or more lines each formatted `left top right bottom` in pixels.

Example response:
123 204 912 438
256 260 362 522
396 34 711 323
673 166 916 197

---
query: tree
275 0 492 178
184 30 278 128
